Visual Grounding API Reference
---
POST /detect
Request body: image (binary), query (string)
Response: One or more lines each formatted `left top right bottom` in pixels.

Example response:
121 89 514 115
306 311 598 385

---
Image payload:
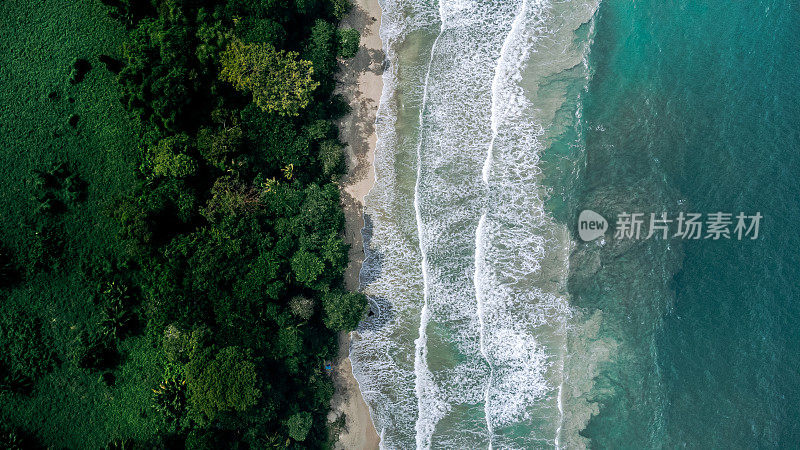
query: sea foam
352 0 600 447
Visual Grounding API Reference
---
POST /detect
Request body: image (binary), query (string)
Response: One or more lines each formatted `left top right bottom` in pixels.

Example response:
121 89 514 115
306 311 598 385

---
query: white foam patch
475 0 599 447
409 1 525 446
351 0 601 447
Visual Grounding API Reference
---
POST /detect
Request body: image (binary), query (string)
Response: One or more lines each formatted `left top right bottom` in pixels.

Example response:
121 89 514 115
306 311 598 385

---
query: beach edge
330 0 383 447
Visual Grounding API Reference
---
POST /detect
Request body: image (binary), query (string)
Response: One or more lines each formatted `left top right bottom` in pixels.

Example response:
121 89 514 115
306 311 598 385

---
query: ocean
351 0 800 447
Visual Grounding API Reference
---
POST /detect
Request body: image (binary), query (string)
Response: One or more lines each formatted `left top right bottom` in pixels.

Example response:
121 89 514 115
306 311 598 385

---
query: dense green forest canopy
0 0 365 447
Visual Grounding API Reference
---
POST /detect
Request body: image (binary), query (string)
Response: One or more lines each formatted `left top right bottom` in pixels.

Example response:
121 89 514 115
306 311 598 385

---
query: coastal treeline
0 0 365 447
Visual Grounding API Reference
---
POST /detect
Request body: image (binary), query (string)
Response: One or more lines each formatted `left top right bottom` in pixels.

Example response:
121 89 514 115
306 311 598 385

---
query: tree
99 0 155 27
152 377 187 423
98 300 134 340
118 18 200 130
147 134 198 178
233 250 286 306
197 118 242 169
305 20 337 82
234 17 285 47
337 28 360 58
162 324 192 363
240 104 311 172
321 231 348 270
306 119 333 140
329 0 352 20
291 249 325 286
319 139 345 179
0 422 38 449
195 16 229 66
71 329 119 371
292 183 345 237
322 290 368 331
186 346 261 423
202 176 261 223
275 326 302 358
288 296 314 320
286 411 312 442
219 39 319 116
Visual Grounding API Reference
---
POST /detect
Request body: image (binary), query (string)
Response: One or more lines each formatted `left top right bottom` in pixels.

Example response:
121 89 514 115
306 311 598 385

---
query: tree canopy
219 39 319 116
186 346 261 424
286 411 313 441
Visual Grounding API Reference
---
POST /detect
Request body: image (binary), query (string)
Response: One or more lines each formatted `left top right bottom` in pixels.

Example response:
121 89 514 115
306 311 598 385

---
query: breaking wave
352 0 602 447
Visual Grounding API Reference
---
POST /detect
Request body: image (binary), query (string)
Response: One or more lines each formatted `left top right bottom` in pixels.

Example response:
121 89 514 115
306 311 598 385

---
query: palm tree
152 377 187 421
98 301 132 340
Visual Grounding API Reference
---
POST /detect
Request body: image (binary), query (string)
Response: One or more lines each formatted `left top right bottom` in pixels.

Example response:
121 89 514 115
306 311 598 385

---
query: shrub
0 309 56 382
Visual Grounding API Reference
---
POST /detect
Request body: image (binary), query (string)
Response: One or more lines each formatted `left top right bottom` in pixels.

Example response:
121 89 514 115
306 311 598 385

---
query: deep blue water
570 0 800 446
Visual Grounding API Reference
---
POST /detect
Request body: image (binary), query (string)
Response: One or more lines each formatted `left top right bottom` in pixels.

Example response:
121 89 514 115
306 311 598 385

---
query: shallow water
352 0 800 447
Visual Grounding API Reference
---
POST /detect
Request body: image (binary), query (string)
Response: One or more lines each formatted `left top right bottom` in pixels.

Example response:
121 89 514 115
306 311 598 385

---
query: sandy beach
330 0 383 447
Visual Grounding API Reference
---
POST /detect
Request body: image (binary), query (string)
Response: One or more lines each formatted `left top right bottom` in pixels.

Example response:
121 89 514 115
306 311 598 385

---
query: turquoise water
572 0 800 447
352 0 800 447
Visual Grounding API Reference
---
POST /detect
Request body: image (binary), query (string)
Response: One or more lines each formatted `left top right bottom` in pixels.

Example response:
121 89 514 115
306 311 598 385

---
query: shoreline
331 0 383 447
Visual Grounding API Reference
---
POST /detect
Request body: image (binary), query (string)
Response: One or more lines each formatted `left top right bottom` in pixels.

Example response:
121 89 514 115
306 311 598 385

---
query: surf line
473 214 494 447
412 1 446 448
475 0 530 447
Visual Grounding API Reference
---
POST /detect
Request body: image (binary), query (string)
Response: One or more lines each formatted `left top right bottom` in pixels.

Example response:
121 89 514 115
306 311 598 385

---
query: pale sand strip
330 0 383 447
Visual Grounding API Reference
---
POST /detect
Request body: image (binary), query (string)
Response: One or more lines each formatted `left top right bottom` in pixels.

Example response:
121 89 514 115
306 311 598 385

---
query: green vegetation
1 0 366 447
287 411 314 442
185 346 260 424
337 28 360 59
220 39 319 116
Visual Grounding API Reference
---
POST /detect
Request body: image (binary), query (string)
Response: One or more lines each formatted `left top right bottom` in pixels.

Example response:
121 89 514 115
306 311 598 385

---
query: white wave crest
352 0 601 447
